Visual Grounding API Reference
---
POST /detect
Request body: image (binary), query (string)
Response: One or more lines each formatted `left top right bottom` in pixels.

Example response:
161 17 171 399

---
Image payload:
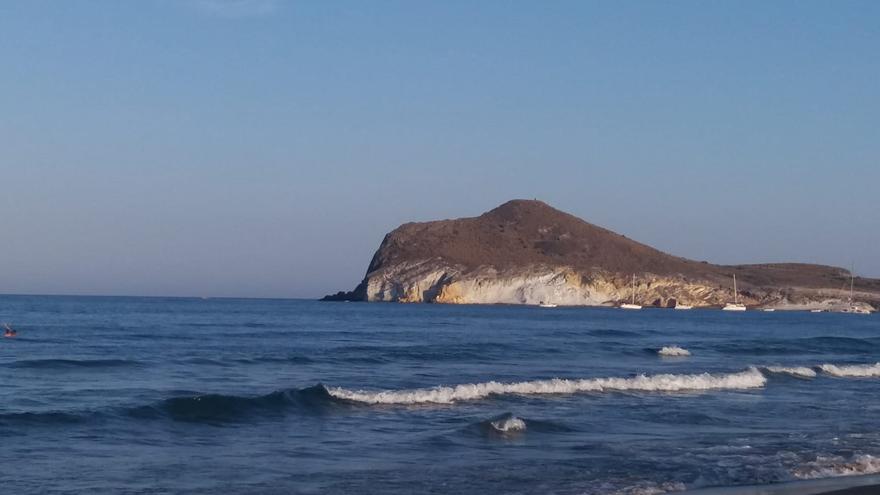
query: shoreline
684 474 880 495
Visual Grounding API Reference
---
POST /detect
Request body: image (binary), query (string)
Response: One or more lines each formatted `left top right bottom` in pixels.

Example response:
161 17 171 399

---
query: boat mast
733 274 738 304
631 274 636 305
850 264 855 303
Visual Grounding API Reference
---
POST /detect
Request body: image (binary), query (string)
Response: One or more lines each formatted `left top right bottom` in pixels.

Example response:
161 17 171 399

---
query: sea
1 296 879 495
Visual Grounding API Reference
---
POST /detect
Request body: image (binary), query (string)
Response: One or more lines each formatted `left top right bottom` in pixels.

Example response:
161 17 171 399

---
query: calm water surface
1 296 879 494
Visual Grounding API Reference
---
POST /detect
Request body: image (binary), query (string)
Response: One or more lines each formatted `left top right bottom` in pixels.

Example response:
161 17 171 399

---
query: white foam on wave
658 346 691 357
612 481 687 495
490 416 526 433
793 454 880 479
819 362 880 377
327 368 766 405
763 366 817 378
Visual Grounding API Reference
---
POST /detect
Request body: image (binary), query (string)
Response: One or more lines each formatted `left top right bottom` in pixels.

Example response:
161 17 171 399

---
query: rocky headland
324 200 879 311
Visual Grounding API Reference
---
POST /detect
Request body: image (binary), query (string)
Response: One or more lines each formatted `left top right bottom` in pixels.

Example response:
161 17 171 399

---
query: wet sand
818 486 880 495
685 475 880 495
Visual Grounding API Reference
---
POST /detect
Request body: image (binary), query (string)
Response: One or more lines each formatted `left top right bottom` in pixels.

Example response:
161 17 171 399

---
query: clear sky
1 0 878 298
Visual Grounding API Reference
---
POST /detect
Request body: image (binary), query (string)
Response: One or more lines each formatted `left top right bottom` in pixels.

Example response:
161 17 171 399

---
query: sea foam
794 454 880 479
657 346 691 357
327 368 766 405
613 481 687 495
490 416 526 433
819 362 880 377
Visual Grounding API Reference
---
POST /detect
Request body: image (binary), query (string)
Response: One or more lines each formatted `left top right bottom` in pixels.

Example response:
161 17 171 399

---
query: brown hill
325 199 879 309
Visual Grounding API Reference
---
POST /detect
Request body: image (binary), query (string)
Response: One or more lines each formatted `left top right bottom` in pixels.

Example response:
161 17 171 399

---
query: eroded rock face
359 263 772 307
325 200 880 311
366 266 610 305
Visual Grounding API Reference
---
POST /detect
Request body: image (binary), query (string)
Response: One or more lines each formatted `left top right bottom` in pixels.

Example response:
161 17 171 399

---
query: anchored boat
722 274 747 311
620 274 642 310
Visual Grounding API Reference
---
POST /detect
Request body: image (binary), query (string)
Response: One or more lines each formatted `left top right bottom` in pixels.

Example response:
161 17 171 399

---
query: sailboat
722 274 747 311
840 267 871 314
538 301 558 308
620 274 642 310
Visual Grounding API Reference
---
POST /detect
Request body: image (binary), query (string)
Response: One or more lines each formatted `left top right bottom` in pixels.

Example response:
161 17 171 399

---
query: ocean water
1 296 879 494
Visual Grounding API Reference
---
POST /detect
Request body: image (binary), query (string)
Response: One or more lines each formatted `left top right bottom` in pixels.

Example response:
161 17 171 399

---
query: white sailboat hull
674 305 693 310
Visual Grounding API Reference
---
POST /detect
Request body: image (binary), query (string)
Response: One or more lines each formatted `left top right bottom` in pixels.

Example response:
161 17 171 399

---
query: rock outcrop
324 200 879 311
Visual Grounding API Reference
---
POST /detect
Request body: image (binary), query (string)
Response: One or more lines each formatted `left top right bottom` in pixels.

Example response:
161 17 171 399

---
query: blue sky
1 0 878 298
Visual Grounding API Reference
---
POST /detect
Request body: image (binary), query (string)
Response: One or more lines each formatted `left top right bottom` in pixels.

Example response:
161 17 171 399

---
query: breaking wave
8 360 880 427
327 368 767 405
657 346 690 357
763 366 817 378
469 413 572 438
490 414 526 433
612 481 687 495
762 362 880 379
818 362 880 377
328 360 880 406
793 454 880 479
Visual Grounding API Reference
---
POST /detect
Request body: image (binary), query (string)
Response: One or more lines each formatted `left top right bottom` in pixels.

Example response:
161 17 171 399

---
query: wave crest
819 363 880 377
327 368 766 405
128 385 344 422
490 415 526 433
763 366 817 378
